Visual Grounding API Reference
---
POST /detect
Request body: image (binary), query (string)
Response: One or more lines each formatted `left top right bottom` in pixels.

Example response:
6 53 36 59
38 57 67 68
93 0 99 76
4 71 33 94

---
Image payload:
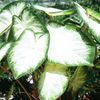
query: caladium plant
0 1 99 100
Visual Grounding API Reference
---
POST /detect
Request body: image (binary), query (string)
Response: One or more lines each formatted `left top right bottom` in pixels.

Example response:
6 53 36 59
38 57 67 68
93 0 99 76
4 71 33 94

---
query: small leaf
33 5 75 16
0 1 25 36
68 67 87 97
7 29 49 79
0 43 11 61
86 8 100 22
38 62 69 100
74 2 100 43
12 8 46 40
47 23 96 66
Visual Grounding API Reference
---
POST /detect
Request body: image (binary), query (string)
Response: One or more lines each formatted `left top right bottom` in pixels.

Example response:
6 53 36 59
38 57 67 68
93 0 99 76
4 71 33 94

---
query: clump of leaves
0 0 100 100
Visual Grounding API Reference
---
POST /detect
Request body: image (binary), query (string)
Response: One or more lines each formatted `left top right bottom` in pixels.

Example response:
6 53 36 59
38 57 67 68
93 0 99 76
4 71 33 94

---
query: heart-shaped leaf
7 29 49 79
38 62 69 100
12 8 47 40
74 2 100 43
0 1 25 36
47 23 96 66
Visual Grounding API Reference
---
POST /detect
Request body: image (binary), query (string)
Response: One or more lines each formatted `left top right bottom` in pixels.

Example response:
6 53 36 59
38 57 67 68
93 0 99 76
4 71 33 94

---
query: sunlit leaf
0 1 25 36
47 23 96 66
38 61 69 100
33 5 75 16
7 29 49 79
0 43 11 61
74 2 100 43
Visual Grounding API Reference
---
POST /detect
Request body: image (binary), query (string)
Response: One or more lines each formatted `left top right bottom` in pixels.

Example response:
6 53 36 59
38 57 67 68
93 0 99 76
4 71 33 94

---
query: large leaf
74 2 100 43
0 43 11 61
0 1 25 36
38 62 69 100
7 29 49 79
33 5 75 16
12 8 47 40
47 23 96 66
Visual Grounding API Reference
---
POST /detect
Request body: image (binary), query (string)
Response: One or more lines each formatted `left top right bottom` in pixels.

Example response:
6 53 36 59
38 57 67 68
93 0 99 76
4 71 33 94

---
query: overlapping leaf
47 23 96 66
74 2 100 43
0 1 25 36
38 62 68 100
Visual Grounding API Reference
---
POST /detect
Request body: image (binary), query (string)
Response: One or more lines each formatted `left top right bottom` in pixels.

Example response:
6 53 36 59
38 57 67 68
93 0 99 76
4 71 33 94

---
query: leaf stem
16 79 32 100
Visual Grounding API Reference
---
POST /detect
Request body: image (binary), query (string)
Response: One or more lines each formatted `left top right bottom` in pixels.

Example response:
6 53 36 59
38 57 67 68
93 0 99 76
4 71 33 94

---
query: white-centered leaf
47 23 96 66
34 5 62 13
0 1 25 36
12 8 46 40
0 43 11 61
74 2 100 43
7 29 49 79
38 62 68 100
